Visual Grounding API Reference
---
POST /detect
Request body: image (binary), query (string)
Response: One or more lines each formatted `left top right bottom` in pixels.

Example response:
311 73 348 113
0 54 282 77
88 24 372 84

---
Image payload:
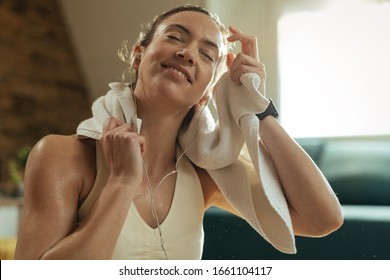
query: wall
206 0 334 111
207 0 279 104
0 0 90 189
59 0 206 100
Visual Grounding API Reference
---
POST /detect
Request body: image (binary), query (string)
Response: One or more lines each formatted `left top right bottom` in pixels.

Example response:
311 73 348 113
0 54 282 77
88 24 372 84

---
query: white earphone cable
136 96 210 260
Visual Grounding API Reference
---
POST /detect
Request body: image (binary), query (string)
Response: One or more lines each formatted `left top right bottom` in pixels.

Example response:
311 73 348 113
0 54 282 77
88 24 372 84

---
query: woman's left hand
227 26 266 95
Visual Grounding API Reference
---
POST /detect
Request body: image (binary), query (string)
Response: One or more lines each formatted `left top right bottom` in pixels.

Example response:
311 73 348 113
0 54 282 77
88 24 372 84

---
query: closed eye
201 52 215 62
167 35 183 42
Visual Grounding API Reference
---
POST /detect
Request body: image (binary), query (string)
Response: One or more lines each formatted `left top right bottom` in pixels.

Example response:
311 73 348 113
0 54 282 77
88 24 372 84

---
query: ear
132 45 144 70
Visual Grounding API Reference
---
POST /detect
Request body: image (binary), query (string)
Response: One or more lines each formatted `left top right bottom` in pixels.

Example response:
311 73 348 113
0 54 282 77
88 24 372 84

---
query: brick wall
0 0 90 189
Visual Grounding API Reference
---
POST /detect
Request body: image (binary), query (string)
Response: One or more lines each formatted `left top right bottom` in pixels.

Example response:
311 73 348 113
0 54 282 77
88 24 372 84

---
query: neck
136 100 189 177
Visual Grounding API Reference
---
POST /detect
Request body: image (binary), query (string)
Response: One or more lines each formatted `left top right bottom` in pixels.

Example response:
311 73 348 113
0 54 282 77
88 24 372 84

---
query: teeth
166 66 189 82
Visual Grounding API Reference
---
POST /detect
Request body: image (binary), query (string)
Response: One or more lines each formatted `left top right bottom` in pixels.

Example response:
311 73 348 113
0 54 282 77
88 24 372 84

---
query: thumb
226 52 235 70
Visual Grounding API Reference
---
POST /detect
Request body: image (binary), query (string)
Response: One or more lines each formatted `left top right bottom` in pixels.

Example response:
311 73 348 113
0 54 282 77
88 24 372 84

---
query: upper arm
14 135 94 259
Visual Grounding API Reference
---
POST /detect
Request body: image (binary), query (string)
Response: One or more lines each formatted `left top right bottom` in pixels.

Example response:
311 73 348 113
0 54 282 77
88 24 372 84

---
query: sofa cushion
317 141 390 205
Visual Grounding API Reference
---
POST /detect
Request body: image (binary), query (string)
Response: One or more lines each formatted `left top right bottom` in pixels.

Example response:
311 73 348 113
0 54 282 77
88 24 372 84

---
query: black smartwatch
256 99 279 120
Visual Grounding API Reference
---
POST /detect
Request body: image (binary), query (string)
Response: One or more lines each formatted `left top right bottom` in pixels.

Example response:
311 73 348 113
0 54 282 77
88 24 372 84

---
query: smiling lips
162 64 193 84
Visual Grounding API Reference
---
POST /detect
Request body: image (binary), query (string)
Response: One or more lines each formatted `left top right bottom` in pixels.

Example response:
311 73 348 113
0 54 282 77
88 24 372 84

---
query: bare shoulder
15 135 97 259
31 134 95 163
25 134 96 204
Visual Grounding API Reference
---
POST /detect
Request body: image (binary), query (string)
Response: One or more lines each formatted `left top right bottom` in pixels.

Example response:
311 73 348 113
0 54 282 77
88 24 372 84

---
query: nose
176 49 195 66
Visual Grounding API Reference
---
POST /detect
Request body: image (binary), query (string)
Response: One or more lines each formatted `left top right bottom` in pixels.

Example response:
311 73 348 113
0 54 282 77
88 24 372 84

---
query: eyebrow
166 24 220 53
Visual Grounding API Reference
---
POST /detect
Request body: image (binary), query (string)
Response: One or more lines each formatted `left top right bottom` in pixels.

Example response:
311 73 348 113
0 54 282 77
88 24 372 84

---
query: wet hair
118 4 232 88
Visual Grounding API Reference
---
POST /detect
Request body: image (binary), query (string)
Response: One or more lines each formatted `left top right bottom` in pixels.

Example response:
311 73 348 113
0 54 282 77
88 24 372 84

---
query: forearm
259 117 343 236
40 177 136 259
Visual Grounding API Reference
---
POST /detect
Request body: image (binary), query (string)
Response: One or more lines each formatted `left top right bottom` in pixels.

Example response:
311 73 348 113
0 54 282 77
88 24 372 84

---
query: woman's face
134 11 225 111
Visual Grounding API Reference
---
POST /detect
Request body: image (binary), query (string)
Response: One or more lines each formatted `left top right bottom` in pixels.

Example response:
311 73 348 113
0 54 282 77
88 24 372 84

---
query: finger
230 53 265 76
230 65 263 82
103 117 124 133
227 26 259 60
227 26 256 50
137 134 146 154
102 132 146 180
226 52 235 70
115 133 146 157
229 54 246 85
227 26 244 41
230 52 262 68
102 117 136 143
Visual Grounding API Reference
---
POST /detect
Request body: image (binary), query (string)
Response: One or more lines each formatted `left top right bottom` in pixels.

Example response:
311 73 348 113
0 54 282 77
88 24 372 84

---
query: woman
14 5 343 260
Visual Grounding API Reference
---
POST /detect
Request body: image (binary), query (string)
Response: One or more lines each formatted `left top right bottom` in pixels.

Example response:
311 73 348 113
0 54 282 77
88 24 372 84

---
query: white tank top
77 144 205 260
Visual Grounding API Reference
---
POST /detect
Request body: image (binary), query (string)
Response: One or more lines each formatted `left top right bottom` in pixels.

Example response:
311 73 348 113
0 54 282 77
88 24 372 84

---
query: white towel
77 72 296 254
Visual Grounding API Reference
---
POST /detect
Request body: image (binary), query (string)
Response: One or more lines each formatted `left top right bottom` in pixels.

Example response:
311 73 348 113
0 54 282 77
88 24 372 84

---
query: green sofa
202 139 390 259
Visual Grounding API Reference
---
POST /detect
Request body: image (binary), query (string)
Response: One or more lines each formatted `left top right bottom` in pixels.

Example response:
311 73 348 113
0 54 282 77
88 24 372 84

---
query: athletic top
77 144 205 259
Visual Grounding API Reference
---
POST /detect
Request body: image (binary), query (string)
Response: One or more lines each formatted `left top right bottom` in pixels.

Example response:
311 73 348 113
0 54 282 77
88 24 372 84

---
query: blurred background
1 0 390 259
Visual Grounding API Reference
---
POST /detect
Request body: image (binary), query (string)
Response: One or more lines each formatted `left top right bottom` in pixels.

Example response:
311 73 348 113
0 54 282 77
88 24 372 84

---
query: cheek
200 66 216 90
137 49 161 78
143 46 160 61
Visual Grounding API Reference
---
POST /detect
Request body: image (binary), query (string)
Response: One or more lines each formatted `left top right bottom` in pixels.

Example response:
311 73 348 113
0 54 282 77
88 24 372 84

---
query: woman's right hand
100 117 145 192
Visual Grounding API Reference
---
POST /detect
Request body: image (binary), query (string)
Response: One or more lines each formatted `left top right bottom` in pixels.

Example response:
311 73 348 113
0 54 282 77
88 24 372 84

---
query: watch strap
256 99 279 120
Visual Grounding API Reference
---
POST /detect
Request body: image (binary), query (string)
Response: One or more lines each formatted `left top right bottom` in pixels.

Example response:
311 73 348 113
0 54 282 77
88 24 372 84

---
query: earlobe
133 53 142 69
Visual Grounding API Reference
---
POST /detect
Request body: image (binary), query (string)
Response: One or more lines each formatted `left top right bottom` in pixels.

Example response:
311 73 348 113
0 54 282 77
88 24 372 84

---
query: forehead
155 11 225 49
